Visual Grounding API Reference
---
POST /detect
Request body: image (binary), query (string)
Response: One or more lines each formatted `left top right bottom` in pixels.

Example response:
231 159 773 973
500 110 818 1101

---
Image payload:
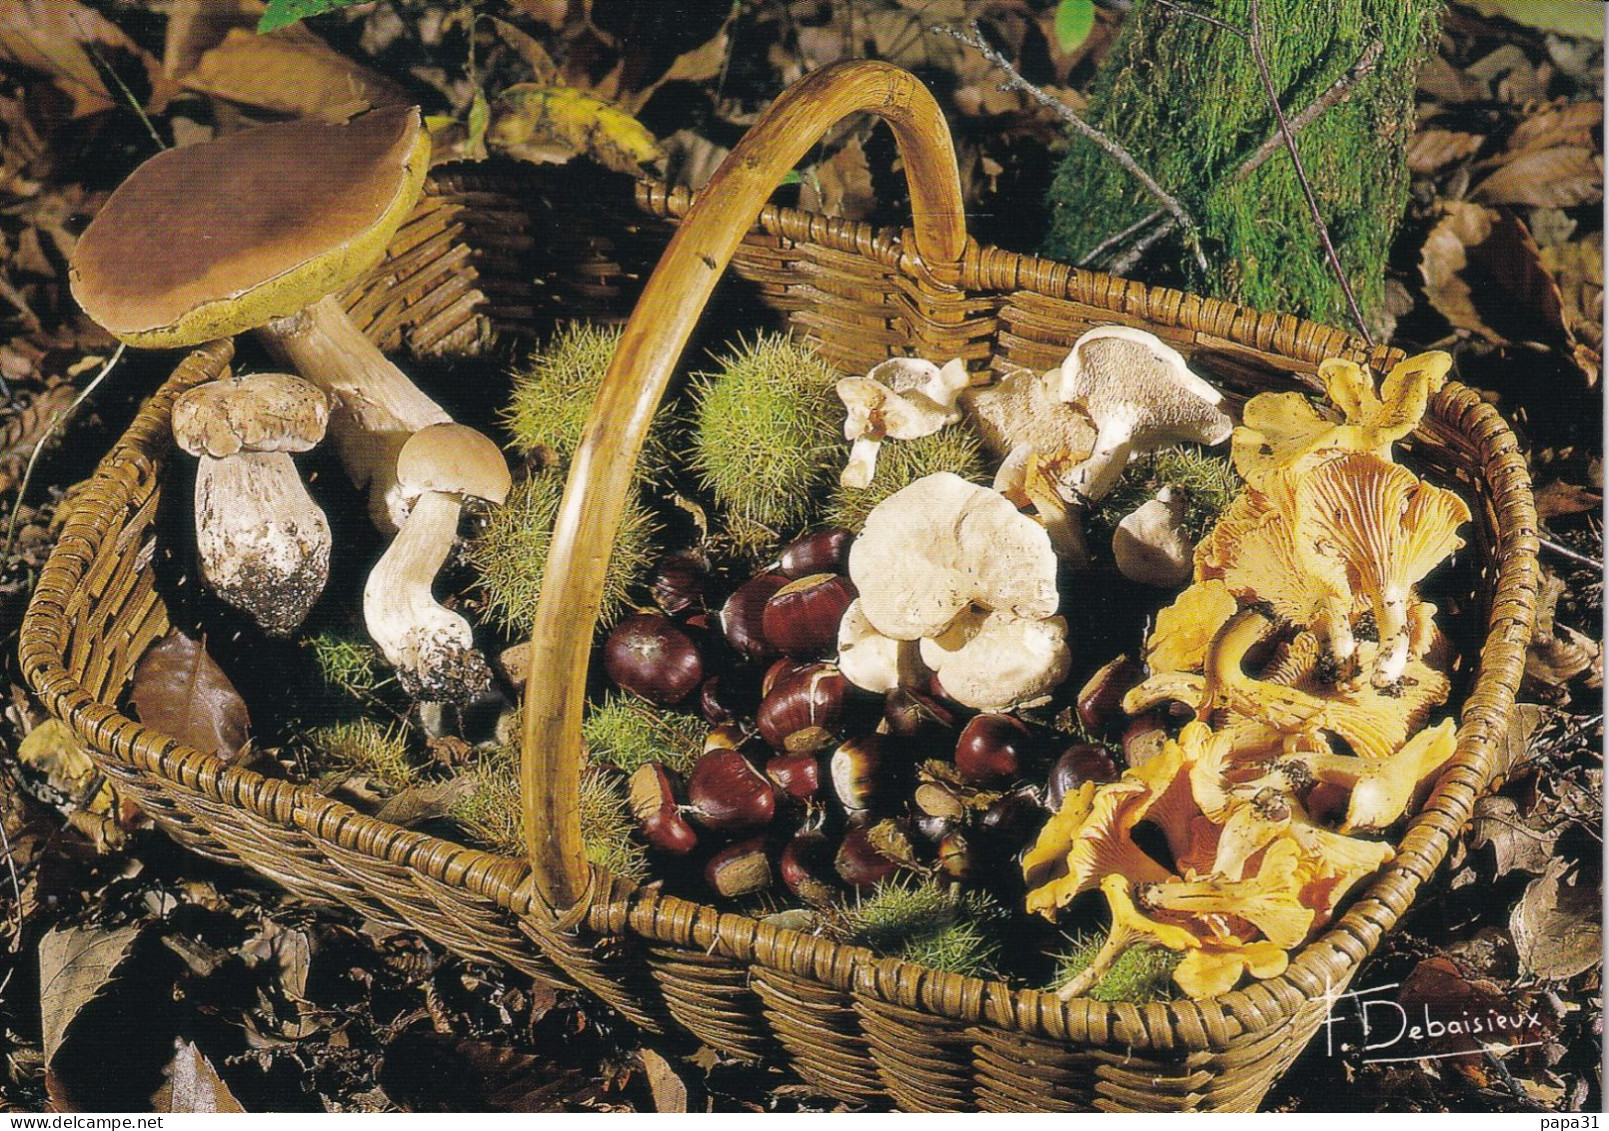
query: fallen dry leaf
1506 99 1602 154
1471 146 1603 208
1421 202 1575 345
1470 794 1569 877
1534 478 1602 519
1492 701 1545 779
0 0 170 117
154 1039 245 1113
1463 0 1606 40
1409 128 1484 175
1511 858 1601 981
800 136 876 221
488 84 661 175
129 630 251 761
1525 622 1601 693
1541 238 1604 352
1398 955 1543 1074
181 26 407 120
38 923 142 1065
638 1047 689 1113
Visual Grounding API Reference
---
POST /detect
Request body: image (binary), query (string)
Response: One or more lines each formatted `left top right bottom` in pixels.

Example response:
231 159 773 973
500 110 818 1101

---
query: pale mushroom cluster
1023 352 1470 1000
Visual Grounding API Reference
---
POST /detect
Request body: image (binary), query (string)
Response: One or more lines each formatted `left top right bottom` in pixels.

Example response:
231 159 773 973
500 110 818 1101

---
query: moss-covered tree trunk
1042 0 1440 328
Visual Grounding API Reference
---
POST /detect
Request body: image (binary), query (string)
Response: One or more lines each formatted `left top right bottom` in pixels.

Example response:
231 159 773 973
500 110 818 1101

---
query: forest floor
0 0 1600 1113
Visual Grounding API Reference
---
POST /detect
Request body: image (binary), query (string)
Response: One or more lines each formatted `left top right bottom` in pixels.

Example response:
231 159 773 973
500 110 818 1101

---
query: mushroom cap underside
69 105 428 349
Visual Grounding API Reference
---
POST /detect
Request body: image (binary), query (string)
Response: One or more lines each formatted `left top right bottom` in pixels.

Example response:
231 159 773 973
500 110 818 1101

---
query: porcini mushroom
171 372 332 635
1050 327 1233 503
835 357 969 489
68 105 456 531
1112 485 1192 587
363 423 511 702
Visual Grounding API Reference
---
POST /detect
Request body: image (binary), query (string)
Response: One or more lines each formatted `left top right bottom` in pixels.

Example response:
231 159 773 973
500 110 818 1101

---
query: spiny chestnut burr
756 663 854 753
829 734 886 812
720 572 787 660
603 613 704 706
1045 744 1120 811
779 832 838 903
762 573 856 658
628 763 699 855
765 752 821 802
649 552 709 615
1076 655 1145 735
954 713 1032 785
776 527 852 579
705 836 773 898
686 748 776 830
835 818 901 890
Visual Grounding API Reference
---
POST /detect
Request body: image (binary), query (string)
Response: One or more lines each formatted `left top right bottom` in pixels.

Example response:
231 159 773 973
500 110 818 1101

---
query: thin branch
1108 214 1177 276
933 20 1211 275
1540 536 1603 571
1149 0 1245 38
1080 36 1383 271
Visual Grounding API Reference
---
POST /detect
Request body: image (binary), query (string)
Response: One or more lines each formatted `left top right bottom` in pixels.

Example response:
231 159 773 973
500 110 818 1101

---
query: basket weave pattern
21 68 1538 1114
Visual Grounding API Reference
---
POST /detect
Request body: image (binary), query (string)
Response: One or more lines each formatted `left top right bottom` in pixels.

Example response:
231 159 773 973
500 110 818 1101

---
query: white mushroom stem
1113 487 1193 587
362 489 491 703
995 445 1088 565
260 294 452 530
194 451 331 636
1312 594 1359 670
1061 412 1140 504
841 435 883 490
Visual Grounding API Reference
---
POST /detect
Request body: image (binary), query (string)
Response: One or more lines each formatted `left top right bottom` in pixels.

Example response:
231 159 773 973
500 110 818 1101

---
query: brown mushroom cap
70 105 429 349
171 373 330 459
395 422 513 505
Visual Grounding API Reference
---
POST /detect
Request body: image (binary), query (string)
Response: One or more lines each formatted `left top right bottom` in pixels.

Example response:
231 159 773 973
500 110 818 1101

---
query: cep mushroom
1050 327 1233 504
171 373 332 635
363 423 511 702
68 105 456 532
835 357 969 488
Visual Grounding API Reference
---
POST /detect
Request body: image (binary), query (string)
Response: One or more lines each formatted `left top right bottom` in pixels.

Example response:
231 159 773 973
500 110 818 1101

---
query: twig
71 13 165 153
933 20 1211 275
1080 36 1383 271
0 804 23 946
1138 0 1376 341
1109 215 1177 276
3 344 125 562
1540 536 1603 571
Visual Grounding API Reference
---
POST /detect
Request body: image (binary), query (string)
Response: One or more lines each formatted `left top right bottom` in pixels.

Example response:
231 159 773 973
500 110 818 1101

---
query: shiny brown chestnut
776 527 853 578
779 832 838 903
935 831 975 880
720 572 787 660
881 688 957 744
765 752 821 802
756 664 852 753
686 748 776 830
977 788 1042 843
762 657 811 697
835 818 901 890
649 552 709 615
762 573 856 657
954 713 1032 785
698 666 763 724
603 613 704 705
828 734 885 812
705 836 772 898
1045 743 1121 811
627 763 699 855
1076 655 1145 735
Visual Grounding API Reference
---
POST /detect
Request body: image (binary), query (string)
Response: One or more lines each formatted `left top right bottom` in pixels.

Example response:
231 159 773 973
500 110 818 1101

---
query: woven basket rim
19 183 1540 1057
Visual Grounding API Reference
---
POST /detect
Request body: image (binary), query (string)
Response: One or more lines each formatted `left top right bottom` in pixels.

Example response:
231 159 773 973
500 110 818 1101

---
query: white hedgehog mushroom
363 423 511 702
171 372 332 636
836 356 969 488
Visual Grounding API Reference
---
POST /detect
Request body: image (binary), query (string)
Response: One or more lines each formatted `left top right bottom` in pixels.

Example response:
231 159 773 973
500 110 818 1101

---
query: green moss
1042 0 1441 327
1090 444 1241 545
1050 933 1180 1003
846 878 1001 977
305 718 417 790
449 746 648 881
505 323 679 477
581 693 707 774
469 470 661 635
824 425 988 532
691 334 842 556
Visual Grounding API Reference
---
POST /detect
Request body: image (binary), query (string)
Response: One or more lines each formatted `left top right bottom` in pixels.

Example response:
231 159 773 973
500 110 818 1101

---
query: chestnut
603 613 704 706
698 666 763 724
1076 655 1145 735
779 832 838 903
976 788 1041 844
776 527 853 578
765 752 821 802
762 573 856 658
704 721 749 754
686 748 776 830
1122 712 1169 769
650 552 709 615
720 572 787 660
762 657 811 697
954 713 1032 785
935 831 975 881
628 763 699 855
1045 744 1120 811
881 689 957 746
756 664 854 753
705 836 773 898
829 734 886 812
835 818 901 890
913 781 965 822
912 812 958 843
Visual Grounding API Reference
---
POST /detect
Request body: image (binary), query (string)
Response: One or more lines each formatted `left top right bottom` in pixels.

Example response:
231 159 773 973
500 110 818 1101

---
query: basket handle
519 60 967 910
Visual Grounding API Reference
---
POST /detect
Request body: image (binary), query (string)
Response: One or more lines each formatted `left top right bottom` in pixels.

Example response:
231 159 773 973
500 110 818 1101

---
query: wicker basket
21 62 1539 1112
